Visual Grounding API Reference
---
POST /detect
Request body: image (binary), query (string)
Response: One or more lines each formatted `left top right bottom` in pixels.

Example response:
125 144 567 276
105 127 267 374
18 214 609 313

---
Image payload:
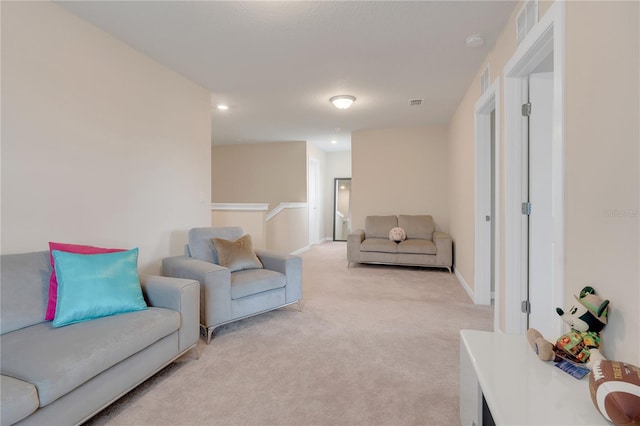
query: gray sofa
347 215 452 272
0 251 200 426
163 227 303 344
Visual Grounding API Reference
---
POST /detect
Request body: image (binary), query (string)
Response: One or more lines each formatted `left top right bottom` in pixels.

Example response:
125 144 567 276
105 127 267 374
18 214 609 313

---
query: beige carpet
86 242 493 426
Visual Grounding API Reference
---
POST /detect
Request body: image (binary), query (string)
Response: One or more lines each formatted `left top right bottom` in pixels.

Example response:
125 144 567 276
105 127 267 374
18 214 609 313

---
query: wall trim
265 202 308 222
211 203 269 211
455 269 474 302
291 245 311 255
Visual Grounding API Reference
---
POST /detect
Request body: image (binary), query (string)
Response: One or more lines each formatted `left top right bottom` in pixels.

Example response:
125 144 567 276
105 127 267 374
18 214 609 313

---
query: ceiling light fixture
330 95 356 110
331 140 337 144
217 104 229 110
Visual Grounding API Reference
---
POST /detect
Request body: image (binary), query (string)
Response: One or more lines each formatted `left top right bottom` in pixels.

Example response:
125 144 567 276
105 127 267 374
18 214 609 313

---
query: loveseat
163 227 303 343
347 215 452 272
0 251 200 426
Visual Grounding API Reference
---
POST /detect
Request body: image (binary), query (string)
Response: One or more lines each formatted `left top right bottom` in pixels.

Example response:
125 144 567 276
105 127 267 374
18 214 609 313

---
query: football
589 359 640 425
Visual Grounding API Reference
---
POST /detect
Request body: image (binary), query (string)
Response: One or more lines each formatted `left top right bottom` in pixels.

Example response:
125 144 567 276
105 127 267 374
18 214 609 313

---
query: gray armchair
162 227 302 343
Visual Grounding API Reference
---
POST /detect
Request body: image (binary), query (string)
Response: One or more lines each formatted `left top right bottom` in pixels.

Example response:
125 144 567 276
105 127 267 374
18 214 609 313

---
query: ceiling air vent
409 99 423 107
516 0 538 45
480 65 490 94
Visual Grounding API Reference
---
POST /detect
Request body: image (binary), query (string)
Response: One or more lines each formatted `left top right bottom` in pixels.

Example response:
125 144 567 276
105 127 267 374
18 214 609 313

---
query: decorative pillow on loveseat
211 234 263 273
51 248 147 327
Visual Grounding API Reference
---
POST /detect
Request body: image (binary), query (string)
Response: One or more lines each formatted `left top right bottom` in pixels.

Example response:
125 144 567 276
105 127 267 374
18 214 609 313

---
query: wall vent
480 65 490 94
409 99 423 107
516 0 538 45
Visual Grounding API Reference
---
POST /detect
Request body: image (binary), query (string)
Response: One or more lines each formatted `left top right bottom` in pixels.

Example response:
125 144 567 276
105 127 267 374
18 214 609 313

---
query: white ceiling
58 1 517 152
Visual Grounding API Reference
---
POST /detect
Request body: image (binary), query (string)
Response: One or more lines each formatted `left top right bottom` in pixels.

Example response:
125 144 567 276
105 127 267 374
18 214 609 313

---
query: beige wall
1 1 211 274
211 142 306 210
211 210 267 250
448 3 521 294
325 151 352 239
449 0 639 363
351 127 449 233
266 207 309 254
563 0 639 364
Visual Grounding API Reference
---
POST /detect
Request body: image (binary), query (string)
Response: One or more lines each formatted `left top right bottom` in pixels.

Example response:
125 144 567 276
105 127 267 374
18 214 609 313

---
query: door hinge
522 102 531 117
521 201 531 215
521 300 531 314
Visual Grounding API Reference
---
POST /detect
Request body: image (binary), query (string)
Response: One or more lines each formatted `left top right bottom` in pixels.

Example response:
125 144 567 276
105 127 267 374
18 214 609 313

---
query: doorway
474 79 500 315
503 2 565 337
333 178 351 241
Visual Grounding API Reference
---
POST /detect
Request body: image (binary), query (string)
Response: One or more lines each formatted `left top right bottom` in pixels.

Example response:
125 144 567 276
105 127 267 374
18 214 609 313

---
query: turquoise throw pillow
52 248 147 327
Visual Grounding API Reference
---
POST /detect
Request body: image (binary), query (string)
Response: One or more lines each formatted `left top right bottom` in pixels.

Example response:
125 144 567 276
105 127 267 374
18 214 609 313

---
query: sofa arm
162 256 231 330
254 250 302 304
347 229 365 263
140 274 199 353
433 231 453 268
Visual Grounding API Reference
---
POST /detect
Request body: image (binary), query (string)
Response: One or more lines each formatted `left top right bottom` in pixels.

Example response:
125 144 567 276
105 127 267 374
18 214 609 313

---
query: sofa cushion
188 227 244 264
46 242 125 321
0 307 179 407
398 215 434 240
365 216 398 238
231 269 286 300
0 251 50 335
52 249 147 327
0 375 39 425
397 239 437 255
360 238 399 254
212 235 263 273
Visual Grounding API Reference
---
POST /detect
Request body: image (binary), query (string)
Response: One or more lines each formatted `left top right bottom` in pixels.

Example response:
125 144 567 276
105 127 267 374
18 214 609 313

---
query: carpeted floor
86 242 493 426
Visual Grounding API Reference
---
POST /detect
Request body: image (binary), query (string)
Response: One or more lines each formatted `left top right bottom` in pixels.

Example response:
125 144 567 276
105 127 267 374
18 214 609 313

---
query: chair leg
206 327 215 344
201 324 216 344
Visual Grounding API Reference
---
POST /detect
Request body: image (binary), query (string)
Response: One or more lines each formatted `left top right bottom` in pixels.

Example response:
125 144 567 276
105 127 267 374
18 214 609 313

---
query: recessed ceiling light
217 104 229 110
465 34 484 48
331 140 337 144
330 95 356 110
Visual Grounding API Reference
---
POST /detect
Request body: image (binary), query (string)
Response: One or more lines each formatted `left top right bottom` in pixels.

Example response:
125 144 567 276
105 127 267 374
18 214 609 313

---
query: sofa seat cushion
0 307 179 407
397 239 437 255
360 238 399 254
231 269 286 300
0 375 39 425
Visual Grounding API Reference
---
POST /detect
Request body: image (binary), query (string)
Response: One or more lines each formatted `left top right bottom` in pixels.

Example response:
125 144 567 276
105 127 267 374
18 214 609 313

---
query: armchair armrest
347 229 365 263
254 249 302 303
433 231 453 269
139 274 199 353
162 256 231 329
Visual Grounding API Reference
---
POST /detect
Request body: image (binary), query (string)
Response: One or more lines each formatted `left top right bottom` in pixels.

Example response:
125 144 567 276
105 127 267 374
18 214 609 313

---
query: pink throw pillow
45 242 124 320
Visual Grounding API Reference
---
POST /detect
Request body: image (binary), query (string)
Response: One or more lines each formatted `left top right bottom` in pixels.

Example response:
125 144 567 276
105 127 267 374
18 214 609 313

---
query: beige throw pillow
211 234 263 272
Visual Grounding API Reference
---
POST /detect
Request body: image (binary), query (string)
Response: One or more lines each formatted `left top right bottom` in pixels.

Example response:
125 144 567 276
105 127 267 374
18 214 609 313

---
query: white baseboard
455 269 474 302
291 245 311 256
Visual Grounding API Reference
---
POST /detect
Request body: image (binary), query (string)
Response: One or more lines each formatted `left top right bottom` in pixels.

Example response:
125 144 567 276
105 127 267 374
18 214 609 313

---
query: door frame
308 157 321 246
474 78 501 315
332 177 351 241
503 1 565 335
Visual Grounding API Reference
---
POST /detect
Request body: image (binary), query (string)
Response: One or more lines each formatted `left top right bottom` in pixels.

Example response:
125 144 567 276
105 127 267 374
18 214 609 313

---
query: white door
526 71 555 337
308 158 320 245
